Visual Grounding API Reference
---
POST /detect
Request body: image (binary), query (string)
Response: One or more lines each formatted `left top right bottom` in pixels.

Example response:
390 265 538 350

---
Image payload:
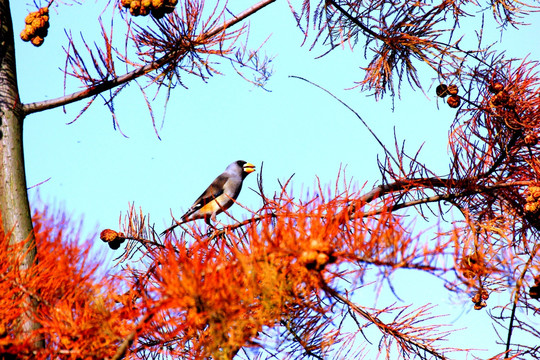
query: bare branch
21 0 276 116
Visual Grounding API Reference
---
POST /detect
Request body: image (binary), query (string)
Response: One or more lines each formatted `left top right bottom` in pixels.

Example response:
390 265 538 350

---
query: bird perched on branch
161 160 256 235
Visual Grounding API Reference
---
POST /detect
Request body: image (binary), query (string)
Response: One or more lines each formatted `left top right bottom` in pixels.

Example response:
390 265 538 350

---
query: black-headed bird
161 160 255 235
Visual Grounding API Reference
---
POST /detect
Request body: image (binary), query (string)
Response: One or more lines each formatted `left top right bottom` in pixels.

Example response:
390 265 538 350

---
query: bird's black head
235 160 256 178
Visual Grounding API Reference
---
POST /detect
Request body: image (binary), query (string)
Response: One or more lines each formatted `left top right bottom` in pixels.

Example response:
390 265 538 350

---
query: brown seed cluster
100 229 126 250
20 7 50 47
530 275 540 300
488 82 504 94
486 80 525 130
120 0 178 18
488 81 516 108
471 288 489 310
524 186 540 215
299 239 337 271
436 83 461 108
435 84 449 97
459 253 485 280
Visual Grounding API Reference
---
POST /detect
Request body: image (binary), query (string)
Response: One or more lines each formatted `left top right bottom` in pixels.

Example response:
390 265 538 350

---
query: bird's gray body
161 160 255 235
181 162 246 222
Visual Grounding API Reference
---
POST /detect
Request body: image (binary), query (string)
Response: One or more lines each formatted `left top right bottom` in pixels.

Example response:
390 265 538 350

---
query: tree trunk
0 0 42 344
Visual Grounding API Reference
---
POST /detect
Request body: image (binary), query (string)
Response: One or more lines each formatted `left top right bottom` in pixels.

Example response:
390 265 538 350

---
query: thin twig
289 75 400 168
280 320 324 360
504 244 540 358
327 0 383 41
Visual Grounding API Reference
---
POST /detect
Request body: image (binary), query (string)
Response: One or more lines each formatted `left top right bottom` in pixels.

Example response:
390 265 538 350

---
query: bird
161 160 256 235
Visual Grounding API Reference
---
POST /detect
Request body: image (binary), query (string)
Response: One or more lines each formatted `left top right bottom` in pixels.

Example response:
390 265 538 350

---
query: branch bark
21 0 276 116
0 0 43 347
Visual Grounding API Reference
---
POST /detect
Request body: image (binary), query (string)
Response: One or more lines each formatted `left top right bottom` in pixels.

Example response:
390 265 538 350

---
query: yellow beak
243 162 256 173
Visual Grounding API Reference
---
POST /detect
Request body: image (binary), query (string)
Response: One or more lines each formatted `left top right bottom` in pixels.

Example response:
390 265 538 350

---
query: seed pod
151 7 165 18
24 24 36 37
473 301 487 310
529 285 540 300
489 82 504 94
316 253 330 269
121 0 132 8
524 202 539 214
491 91 510 106
310 239 330 254
300 250 319 269
139 5 150 15
25 12 37 25
100 229 120 243
31 17 48 30
100 229 126 249
152 0 165 7
31 36 44 47
447 84 458 95
35 27 48 38
130 0 141 15
531 186 540 199
20 29 31 42
436 84 448 97
38 7 49 15
108 239 122 250
447 95 461 108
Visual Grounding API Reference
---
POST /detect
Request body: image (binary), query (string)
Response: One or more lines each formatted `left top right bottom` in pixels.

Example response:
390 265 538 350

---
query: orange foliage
109 182 460 358
0 210 134 359
3 183 528 358
101 156 540 358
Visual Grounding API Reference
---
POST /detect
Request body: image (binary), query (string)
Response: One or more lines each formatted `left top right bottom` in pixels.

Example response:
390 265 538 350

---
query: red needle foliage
0 209 134 359
104 179 461 359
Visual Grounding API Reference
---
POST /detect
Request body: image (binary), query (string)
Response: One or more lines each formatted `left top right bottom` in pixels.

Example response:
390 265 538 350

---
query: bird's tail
160 214 190 236
160 224 176 236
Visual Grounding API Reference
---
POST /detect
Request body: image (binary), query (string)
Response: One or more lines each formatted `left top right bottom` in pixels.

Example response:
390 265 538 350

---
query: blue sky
16 0 457 231
12 0 540 357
